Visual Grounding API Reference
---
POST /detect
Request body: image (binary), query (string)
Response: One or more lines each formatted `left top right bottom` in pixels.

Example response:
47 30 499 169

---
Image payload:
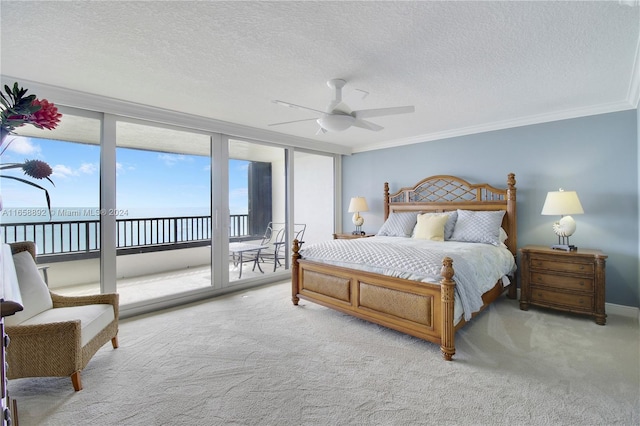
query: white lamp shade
348 197 369 213
541 190 584 216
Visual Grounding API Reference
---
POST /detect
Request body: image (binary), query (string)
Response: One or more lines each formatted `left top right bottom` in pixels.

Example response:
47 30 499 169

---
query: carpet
8 281 640 425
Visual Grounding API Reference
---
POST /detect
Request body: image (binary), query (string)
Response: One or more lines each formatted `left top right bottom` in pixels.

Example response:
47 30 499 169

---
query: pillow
443 210 458 240
377 212 419 237
450 209 506 246
4 250 53 326
413 213 449 241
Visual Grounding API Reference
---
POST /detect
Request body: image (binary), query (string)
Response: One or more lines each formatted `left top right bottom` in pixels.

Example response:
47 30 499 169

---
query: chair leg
71 371 83 391
112 336 119 349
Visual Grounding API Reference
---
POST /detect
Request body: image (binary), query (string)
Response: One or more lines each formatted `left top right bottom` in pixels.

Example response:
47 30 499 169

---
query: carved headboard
383 173 517 256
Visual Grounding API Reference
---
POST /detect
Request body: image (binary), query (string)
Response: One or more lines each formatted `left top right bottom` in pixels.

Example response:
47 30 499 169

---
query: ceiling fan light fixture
317 114 354 132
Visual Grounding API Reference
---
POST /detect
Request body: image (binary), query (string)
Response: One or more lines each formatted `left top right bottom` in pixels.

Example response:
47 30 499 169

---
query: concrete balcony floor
53 260 285 306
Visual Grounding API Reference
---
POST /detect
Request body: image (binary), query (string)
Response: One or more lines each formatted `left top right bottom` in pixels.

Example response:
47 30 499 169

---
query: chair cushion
5 251 53 326
19 304 115 347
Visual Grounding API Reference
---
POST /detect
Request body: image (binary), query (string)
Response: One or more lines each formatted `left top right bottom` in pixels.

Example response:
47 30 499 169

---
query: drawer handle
579 281 585 287
579 265 585 270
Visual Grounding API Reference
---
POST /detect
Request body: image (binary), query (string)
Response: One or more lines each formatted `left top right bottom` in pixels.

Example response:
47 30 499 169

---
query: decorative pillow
450 209 506 246
413 213 449 241
376 212 419 237
4 251 53 326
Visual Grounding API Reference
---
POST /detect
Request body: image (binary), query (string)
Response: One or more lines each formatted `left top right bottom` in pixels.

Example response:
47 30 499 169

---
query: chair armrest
5 321 83 375
51 292 119 319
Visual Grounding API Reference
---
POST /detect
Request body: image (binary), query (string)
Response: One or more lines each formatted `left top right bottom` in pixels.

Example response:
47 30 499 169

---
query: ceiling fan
269 79 415 134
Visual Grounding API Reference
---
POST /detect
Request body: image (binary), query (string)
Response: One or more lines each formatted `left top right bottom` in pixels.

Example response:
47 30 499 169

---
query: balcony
1 214 288 306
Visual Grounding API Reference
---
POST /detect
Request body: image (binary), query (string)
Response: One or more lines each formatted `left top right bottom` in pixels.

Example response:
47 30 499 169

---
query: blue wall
342 110 639 308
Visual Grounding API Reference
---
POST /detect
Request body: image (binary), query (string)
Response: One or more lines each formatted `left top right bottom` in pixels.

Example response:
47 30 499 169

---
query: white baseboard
606 302 640 320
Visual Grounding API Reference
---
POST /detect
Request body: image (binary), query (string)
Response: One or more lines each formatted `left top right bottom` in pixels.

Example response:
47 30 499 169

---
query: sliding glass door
227 139 288 281
114 120 213 305
1 107 102 296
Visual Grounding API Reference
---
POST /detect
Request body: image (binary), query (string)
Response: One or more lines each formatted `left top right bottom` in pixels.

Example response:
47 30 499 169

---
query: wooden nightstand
333 233 375 240
519 245 607 325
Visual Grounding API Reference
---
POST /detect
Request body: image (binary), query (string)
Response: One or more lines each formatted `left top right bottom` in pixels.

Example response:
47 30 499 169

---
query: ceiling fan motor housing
317 114 355 132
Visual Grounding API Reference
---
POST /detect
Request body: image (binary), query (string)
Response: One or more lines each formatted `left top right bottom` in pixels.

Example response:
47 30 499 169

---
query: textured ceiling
1 1 639 153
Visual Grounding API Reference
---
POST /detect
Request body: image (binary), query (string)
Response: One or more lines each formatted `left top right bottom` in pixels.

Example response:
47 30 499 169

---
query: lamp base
551 244 577 252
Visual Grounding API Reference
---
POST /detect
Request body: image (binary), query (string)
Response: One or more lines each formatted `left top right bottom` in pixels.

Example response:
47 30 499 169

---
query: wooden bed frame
291 173 517 360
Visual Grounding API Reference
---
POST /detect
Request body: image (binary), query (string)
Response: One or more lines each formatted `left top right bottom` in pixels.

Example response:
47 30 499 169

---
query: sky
0 136 249 219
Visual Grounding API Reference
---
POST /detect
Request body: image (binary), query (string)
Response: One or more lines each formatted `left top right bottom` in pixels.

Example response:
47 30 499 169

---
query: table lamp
348 197 369 235
541 189 584 251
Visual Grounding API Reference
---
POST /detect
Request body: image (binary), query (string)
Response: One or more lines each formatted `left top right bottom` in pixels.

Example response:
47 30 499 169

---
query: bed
291 173 517 360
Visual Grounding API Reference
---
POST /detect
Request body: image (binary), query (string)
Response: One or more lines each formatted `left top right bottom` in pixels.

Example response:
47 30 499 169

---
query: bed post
506 173 517 299
440 257 455 361
291 239 300 305
383 182 390 220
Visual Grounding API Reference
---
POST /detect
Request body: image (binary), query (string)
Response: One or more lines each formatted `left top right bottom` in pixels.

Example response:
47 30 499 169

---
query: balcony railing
1 214 252 262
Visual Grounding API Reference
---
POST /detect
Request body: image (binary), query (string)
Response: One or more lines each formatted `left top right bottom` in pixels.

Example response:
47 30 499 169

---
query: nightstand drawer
530 258 594 275
531 287 593 311
530 272 593 292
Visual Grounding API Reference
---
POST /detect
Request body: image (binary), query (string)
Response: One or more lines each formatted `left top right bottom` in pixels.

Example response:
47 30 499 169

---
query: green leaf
0 175 53 219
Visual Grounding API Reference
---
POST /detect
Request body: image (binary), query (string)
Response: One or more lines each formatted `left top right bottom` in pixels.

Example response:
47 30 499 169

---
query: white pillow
4 251 53 326
377 212 419 237
450 210 506 246
413 213 449 241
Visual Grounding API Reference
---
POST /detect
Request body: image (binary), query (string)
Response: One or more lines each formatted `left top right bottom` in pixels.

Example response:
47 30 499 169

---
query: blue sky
0 136 248 217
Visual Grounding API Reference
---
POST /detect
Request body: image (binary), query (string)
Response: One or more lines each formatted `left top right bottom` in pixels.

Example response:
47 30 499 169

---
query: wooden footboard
291 240 457 360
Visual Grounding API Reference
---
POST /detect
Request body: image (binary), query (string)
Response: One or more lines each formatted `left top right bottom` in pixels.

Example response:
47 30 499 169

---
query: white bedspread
299 236 516 322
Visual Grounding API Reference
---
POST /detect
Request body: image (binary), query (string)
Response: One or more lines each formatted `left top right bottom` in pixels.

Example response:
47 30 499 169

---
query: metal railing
1 214 251 262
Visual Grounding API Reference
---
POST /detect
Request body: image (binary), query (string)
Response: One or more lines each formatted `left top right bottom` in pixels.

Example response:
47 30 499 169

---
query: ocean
0 206 248 255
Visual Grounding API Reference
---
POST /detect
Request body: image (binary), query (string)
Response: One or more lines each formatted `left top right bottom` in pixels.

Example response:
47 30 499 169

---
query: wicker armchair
5 241 119 391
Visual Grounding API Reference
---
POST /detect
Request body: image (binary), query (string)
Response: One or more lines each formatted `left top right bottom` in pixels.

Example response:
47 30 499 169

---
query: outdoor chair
258 223 306 271
4 241 119 391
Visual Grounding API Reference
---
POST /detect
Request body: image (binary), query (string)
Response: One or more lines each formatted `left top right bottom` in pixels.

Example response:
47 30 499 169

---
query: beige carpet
8 281 639 425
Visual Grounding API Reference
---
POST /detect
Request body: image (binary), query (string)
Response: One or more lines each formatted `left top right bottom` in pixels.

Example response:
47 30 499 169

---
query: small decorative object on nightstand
519 245 607 325
333 233 374 240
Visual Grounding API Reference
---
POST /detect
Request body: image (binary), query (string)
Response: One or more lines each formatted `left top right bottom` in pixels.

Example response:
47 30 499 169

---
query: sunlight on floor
54 262 281 305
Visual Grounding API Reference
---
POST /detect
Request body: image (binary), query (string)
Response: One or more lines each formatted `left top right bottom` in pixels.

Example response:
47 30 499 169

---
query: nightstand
333 233 375 240
519 245 607 325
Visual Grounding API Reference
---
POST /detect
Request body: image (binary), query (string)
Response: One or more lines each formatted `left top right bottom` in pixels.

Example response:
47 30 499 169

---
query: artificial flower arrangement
0 82 62 214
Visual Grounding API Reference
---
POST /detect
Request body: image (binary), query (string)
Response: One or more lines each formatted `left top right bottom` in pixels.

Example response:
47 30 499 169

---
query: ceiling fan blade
268 118 318 127
351 119 384 132
272 100 326 115
353 105 415 119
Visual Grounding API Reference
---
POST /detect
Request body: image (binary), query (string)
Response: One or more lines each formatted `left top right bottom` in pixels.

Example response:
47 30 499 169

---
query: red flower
22 159 53 180
29 99 62 130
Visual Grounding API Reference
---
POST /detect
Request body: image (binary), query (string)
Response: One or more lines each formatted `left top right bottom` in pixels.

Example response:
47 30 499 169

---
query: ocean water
0 206 248 255
1 206 212 223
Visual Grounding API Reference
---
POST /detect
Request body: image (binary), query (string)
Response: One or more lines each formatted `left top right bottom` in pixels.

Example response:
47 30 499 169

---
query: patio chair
258 223 306 271
4 241 119 391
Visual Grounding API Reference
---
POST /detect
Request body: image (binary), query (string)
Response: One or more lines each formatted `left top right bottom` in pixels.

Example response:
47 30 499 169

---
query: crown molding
354 100 636 153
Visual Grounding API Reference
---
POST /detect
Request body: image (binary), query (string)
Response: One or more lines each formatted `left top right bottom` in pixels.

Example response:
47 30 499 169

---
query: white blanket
299 236 516 322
